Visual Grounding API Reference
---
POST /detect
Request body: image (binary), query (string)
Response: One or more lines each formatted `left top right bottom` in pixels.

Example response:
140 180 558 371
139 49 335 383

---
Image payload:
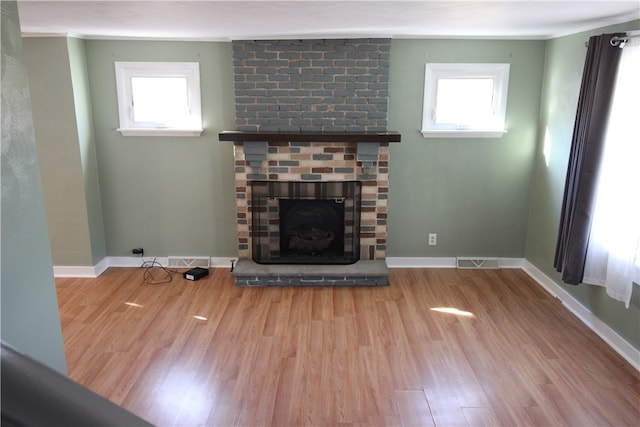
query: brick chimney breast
227 39 398 264
232 38 391 132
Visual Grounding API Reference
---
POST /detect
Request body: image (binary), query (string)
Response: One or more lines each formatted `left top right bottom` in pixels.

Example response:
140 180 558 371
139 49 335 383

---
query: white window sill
420 129 507 139
118 128 203 137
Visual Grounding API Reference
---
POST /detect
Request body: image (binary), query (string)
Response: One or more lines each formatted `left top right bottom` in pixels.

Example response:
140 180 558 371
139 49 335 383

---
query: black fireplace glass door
250 181 361 265
279 199 345 261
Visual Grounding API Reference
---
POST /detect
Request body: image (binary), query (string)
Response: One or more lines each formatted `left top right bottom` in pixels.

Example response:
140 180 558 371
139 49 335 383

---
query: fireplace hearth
251 181 361 265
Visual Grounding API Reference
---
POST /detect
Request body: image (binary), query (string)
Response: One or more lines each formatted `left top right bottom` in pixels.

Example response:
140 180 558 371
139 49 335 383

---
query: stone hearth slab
233 259 389 287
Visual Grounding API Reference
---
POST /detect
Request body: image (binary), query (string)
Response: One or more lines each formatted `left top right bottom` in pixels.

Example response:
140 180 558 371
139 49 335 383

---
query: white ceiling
17 0 640 41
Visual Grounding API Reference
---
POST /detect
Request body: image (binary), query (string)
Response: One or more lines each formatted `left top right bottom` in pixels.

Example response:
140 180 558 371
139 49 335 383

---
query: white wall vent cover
167 256 210 268
456 257 501 269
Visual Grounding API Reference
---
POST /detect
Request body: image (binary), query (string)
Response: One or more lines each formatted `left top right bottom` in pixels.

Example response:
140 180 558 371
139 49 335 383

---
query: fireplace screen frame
250 181 362 265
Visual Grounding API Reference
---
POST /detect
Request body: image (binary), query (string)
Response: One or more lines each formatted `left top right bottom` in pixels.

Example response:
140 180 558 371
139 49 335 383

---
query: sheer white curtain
583 36 640 308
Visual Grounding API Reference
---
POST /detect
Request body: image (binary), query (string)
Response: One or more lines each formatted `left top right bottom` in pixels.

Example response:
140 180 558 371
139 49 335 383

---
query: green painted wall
84 40 237 258
387 39 545 258
68 37 107 265
1 0 67 374
23 37 100 266
23 38 548 262
525 20 640 350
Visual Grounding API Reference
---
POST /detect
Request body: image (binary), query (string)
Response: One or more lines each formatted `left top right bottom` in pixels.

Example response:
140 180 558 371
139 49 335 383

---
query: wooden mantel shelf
219 130 401 143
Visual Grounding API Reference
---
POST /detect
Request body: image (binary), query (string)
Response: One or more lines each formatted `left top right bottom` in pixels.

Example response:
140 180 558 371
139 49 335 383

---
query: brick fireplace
223 133 398 262
221 38 400 285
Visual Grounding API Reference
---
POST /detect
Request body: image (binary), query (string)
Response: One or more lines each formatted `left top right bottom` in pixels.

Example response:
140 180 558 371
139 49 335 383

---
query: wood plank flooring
55 267 640 426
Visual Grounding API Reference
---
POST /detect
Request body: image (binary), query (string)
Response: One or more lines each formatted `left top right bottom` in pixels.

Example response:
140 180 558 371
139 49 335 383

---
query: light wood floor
55 267 639 427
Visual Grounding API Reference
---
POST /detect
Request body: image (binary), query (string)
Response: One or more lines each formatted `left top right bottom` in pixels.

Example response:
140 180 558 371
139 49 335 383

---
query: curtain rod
611 31 640 47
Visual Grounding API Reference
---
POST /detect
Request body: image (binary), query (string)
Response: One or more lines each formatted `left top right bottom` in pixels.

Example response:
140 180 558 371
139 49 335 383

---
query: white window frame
421 63 510 138
114 61 203 137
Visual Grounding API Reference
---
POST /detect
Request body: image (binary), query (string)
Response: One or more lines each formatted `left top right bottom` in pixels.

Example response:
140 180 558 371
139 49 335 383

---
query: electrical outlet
428 234 437 246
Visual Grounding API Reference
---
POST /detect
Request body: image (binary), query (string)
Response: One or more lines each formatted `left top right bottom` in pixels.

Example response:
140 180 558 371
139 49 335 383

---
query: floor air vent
456 257 501 269
167 257 210 268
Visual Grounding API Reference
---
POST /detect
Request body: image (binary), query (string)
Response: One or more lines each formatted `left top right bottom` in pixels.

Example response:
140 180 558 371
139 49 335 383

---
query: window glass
435 78 494 127
421 63 509 138
114 62 202 137
131 77 190 126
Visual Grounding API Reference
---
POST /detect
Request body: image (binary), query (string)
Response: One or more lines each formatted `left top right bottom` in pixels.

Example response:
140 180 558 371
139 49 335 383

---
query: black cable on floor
141 258 177 285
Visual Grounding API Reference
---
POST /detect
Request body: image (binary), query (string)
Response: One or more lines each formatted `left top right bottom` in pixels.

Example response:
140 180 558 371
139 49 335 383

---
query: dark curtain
554 33 624 284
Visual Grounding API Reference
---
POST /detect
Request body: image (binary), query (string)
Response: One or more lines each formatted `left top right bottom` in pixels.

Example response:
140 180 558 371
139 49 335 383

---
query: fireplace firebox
251 181 361 265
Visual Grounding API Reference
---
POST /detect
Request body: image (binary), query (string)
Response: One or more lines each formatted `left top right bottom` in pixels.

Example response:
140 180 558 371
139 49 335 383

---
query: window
583 35 640 307
421 63 510 138
114 62 203 136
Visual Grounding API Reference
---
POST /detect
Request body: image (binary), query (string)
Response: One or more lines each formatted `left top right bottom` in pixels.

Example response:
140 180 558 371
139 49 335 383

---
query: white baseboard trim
53 257 110 278
94 257 110 276
53 265 99 278
385 257 524 269
498 258 525 268
107 256 167 268
58 256 519 275
54 256 237 277
386 257 457 268
211 257 237 268
522 260 640 372
106 256 237 269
